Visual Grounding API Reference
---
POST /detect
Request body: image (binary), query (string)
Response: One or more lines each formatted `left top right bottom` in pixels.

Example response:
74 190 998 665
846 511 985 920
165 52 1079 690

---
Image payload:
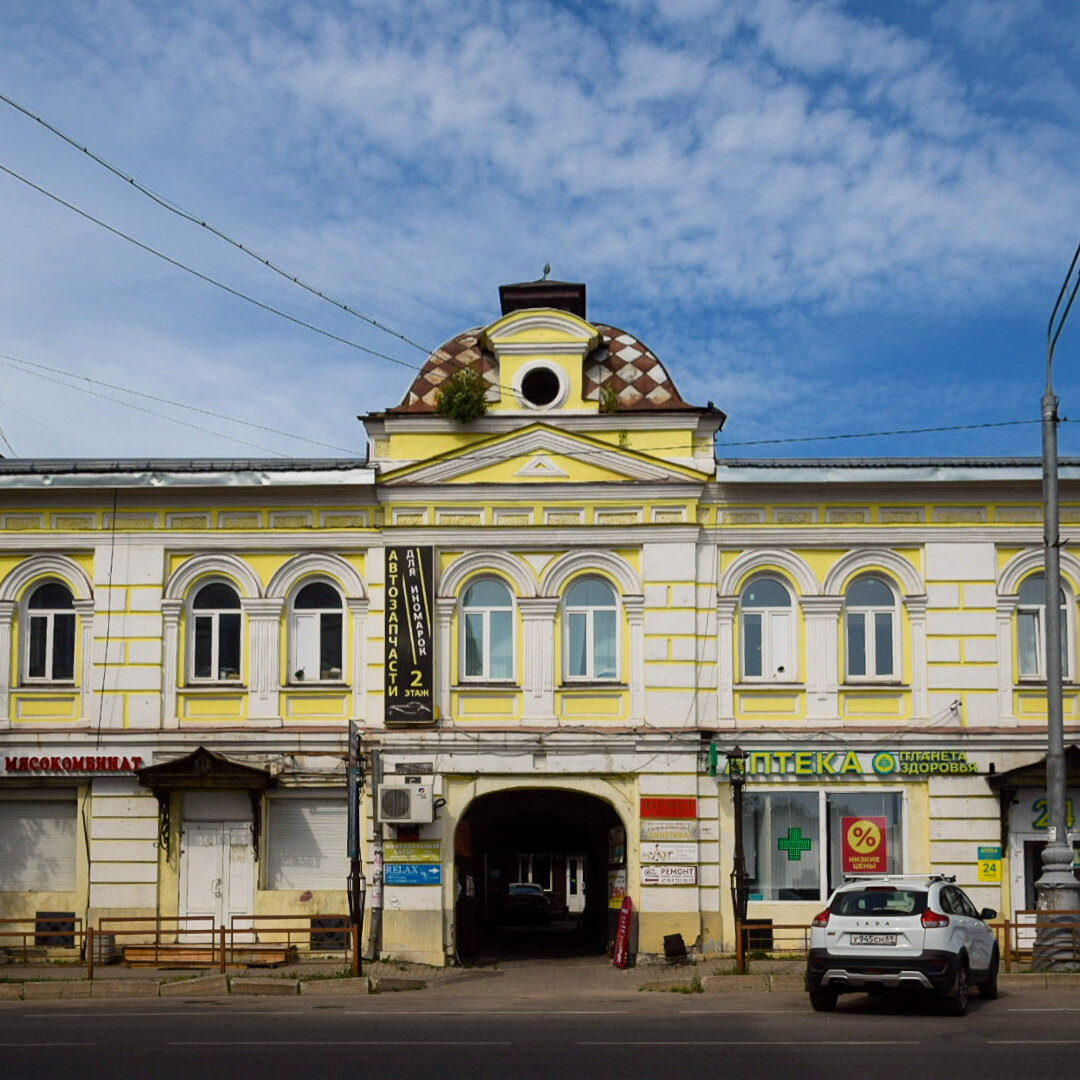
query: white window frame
188 580 243 685
460 578 515 683
289 580 345 684
843 576 900 683
739 576 794 682
1017 574 1073 682
21 581 77 684
563 576 620 682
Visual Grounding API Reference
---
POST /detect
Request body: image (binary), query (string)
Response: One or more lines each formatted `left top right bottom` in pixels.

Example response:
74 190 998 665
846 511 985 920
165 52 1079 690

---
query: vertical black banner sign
384 546 435 725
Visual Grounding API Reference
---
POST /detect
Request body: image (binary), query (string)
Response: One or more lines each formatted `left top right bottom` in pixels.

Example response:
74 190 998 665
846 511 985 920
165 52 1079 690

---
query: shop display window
743 789 903 902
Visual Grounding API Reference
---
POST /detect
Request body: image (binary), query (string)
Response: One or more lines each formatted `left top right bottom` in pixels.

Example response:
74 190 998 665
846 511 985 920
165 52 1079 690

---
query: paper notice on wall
640 842 698 864
608 868 627 909
841 816 888 875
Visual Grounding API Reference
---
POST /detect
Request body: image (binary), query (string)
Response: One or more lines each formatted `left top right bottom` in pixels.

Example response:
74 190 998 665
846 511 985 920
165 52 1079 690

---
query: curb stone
0 983 24 1000
701 974 771 992
425 970 504 988
230 977 299 996
161 974 228 997
22 982 66 999
370 977 425 993
92 980 159 998
300 978 371 996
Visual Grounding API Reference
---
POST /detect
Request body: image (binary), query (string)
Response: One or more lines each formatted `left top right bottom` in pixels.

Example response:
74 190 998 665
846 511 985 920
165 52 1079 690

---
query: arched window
24 582 76 682
461 579 513 681
191 582 241 682
844 576 898 680
291 581 344 682
564 577 617 681
740 577 793 680
1018 573 1069 679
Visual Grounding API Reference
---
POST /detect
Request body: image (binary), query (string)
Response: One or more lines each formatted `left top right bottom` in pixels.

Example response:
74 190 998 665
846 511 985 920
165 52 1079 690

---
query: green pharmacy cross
777 827 813 861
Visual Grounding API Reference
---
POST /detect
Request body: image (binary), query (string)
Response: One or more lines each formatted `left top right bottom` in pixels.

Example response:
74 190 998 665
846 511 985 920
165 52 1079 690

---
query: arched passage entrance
453 788 625 961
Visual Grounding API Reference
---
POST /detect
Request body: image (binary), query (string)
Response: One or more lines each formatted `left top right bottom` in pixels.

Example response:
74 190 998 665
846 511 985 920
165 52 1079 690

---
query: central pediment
378 424 710 487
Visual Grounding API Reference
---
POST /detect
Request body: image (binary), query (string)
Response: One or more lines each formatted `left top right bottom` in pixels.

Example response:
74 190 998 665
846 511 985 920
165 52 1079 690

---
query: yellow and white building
1 276 1078 964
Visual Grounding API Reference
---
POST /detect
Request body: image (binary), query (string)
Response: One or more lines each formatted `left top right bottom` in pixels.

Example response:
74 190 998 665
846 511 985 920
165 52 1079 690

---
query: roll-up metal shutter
266 798 349 890
0 799 78 891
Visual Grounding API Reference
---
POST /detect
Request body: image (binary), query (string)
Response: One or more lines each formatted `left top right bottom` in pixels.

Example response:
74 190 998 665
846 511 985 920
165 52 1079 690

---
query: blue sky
1 0 1079 460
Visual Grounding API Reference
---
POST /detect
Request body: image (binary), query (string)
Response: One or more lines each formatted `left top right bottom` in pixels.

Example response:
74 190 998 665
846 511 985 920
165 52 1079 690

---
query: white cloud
0 0 1076 457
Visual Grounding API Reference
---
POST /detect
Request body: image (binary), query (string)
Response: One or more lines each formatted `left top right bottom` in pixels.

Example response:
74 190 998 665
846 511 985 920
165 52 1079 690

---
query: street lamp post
728 746 750 970
1034 237 1080 970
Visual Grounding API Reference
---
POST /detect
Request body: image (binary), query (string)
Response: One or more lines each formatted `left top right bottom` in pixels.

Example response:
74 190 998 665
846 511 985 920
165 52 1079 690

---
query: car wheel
944 958 969 1016
980 947 1000 1000
809 989 838 1012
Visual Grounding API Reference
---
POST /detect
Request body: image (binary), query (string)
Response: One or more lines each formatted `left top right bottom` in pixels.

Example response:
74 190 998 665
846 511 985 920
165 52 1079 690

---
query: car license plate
850 933 896 946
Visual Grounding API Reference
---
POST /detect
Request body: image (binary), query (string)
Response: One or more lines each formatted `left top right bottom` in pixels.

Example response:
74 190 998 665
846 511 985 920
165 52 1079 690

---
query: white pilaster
520 597 558 722
715 597 737 722
75 598 96 723
244 598 283 721
624 594 645 722
348 598 369 721
435 597 454 723
996 595 1016 724
161 599 181 728
0 601 13 728
905 594 929 721
801 596 843 720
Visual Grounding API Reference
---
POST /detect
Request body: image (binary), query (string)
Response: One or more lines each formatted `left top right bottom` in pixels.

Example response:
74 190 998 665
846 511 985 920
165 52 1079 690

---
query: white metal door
181 822 254 940
566 855 586 914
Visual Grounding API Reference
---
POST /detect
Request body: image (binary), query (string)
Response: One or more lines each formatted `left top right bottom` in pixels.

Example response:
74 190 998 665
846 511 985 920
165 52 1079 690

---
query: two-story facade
1 278 1077 965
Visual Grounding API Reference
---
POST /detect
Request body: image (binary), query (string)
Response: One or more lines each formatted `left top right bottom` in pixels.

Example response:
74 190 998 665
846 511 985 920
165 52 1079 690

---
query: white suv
805 875 999 1015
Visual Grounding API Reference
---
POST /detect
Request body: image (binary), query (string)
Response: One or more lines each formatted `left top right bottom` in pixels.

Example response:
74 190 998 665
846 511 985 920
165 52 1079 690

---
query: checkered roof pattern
388 324 690 413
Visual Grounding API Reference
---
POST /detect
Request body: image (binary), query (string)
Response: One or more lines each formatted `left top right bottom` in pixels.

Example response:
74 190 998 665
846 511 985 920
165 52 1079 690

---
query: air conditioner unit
378 783 435 824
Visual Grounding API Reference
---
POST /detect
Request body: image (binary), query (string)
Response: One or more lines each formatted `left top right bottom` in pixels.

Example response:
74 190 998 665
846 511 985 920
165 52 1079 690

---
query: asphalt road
4 987 1080 1080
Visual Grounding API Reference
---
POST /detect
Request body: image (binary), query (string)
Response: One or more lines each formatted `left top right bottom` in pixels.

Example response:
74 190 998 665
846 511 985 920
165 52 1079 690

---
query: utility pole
346 720 366 977
1034 236 1080 970
365 747 384 961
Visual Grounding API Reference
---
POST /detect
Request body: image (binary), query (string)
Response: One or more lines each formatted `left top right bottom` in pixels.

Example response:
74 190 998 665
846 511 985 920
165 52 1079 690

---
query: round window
520 366 562 408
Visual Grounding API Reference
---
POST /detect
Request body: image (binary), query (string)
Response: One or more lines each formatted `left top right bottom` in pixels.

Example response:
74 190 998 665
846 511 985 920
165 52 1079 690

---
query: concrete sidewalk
3 954 1079 1001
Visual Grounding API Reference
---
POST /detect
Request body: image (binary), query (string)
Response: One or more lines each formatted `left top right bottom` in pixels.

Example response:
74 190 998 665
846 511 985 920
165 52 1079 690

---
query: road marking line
579 1041 918 1047
989 1040 1080 1045
1006 1008 1080 1013
23 1011 296 1019
343 1010 625 1016
5 1043 98 1047
169 1041 513 1047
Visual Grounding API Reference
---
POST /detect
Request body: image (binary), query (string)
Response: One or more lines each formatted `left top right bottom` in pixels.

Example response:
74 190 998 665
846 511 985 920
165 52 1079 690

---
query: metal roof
0 457 367 474
718 457 1060 468
0 458 374 490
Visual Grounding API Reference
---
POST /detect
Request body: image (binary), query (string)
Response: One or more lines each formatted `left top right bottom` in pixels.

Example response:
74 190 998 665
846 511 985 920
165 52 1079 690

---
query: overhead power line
0 157 519 398
0 159 427 373
0 352 363 454
0 415 17 456
0 357 292 456
0 89 434 358
716 418 1043 449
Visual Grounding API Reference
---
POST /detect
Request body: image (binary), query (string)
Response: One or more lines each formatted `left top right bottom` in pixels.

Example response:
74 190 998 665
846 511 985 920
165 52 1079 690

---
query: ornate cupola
362 278 723 474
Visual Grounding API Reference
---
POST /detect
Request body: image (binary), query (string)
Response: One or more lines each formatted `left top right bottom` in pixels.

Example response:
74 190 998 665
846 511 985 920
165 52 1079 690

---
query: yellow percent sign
846 819 883 854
